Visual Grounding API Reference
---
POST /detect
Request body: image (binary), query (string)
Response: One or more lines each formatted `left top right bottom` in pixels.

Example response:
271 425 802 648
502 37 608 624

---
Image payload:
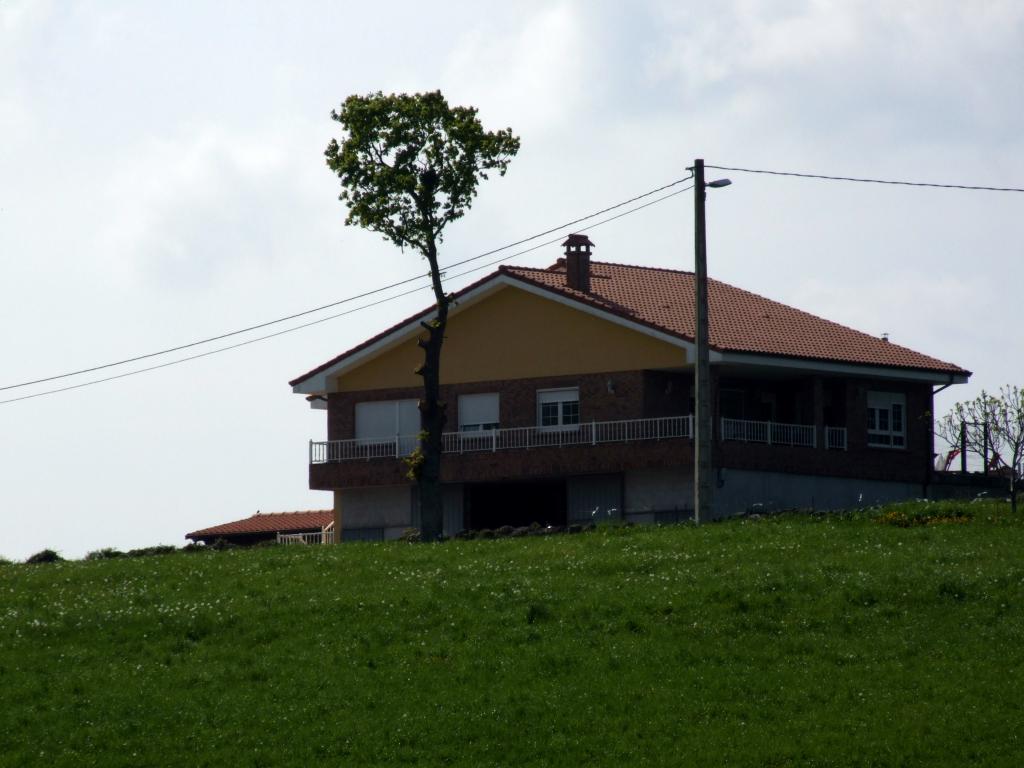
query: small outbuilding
186 510 334 546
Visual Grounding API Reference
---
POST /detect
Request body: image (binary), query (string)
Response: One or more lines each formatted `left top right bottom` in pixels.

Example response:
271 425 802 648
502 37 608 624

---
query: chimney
562 233 594 292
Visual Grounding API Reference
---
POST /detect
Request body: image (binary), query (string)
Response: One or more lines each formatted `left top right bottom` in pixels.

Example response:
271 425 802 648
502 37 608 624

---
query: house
186 510 334 546
289 235 970 541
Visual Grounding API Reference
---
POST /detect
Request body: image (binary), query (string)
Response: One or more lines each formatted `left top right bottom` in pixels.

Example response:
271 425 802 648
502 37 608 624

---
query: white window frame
537 387 580 431
458 393 500 433
867 391 906 449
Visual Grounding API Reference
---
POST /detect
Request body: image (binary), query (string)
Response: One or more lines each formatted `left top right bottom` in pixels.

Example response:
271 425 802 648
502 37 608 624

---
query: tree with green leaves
936 385 1024 513
325 91 519 540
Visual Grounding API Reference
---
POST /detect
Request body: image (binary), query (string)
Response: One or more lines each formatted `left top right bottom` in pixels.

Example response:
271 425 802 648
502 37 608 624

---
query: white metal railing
310 435 419 463
310 414 694 464
826 426 848 451
720 417 817 448
277 522 335 545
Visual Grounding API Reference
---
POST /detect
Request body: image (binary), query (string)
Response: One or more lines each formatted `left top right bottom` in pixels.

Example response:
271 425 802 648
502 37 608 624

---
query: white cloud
442 3 587 135
0 0 52 35
2 0 1024 559
93 125 297 288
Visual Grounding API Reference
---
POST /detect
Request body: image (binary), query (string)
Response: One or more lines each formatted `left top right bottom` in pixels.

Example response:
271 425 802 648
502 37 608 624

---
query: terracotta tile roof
186 510 333 540
502 260 968 374
290 259 967 387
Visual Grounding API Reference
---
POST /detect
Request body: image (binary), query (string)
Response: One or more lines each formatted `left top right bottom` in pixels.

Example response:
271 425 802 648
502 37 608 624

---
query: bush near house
1 503 1022 767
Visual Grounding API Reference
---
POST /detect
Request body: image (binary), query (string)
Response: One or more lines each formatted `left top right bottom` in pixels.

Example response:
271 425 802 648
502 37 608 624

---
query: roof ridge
255 510 332 517
506 260 696 276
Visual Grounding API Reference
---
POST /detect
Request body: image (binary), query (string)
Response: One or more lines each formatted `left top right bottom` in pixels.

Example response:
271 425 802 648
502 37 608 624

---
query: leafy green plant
126 545 177 558
937 385 1024 513
24 548 62 564
399 528 422 543
325 92 518 540
875 500 974 527
85 548 125 560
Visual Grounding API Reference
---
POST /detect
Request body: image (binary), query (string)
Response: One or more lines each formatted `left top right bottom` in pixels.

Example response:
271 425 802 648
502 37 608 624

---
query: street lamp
689 158 730 525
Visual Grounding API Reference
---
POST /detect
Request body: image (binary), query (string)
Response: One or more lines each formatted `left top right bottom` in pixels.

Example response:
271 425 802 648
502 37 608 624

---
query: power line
440 175 693 271
0 273 433 393
0 174 694 394
706 164 1024 193
0 184 692 405
0 286 434 405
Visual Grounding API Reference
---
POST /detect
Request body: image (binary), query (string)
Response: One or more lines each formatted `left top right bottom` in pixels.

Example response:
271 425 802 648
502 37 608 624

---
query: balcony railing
721 417 817 448
310 414 694 464
720 418 849 450
277 522 335 545
826 426 848 451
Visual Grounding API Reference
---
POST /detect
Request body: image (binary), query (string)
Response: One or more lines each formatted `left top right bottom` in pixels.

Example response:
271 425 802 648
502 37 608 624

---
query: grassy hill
2 501 1023 767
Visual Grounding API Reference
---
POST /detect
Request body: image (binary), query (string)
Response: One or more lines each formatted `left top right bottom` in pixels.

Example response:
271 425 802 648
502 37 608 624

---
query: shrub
126 545 177 558
399 528 422 543
876 500 973 528
26 549 62 564
86 548 125 560
209 538 236 551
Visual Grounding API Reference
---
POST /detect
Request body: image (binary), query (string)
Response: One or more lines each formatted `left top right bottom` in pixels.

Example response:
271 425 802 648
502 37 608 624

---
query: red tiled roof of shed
186 510 333 540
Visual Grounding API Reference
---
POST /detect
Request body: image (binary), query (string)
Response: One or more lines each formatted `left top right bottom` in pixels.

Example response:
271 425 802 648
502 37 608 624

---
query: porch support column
812 376 825 449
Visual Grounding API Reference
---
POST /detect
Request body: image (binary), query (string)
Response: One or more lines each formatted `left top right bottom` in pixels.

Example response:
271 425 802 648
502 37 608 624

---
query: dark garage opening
464 480 567 531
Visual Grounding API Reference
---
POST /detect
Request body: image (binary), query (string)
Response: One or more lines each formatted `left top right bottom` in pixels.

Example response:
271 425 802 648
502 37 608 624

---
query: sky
2 0 1022 560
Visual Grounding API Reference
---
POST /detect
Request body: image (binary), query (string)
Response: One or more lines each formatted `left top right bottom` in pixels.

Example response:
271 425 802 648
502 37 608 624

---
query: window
355 399 419 454
867 391 906 448
537 388 580 430
458 393 500 432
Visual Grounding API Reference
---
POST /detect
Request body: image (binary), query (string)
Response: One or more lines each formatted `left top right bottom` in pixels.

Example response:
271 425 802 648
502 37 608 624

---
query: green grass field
2 501 1022 767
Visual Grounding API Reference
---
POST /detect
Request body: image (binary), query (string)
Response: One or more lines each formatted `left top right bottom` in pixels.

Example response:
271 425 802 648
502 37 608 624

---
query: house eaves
289 268 698 395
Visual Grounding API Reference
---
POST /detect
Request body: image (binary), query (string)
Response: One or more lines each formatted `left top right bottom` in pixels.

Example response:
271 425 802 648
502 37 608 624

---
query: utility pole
693 159 713 525
690 159 730 525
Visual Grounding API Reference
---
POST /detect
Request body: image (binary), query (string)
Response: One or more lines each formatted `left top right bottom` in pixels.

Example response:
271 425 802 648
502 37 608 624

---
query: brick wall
327 370 648 440
316 370 936 490
311 436 694 490
718 378 932 486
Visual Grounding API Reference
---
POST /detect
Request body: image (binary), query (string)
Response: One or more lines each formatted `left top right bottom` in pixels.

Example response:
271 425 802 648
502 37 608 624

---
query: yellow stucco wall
333 285 685 391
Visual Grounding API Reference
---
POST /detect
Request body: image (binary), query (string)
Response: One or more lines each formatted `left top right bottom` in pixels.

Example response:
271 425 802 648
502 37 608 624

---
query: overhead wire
705 164 1024 193
7 161 1019 401
0 174 694 394
0 184 692 405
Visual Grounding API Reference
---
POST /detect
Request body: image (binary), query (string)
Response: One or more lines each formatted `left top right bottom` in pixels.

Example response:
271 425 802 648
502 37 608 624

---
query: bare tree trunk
415 235 448 541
